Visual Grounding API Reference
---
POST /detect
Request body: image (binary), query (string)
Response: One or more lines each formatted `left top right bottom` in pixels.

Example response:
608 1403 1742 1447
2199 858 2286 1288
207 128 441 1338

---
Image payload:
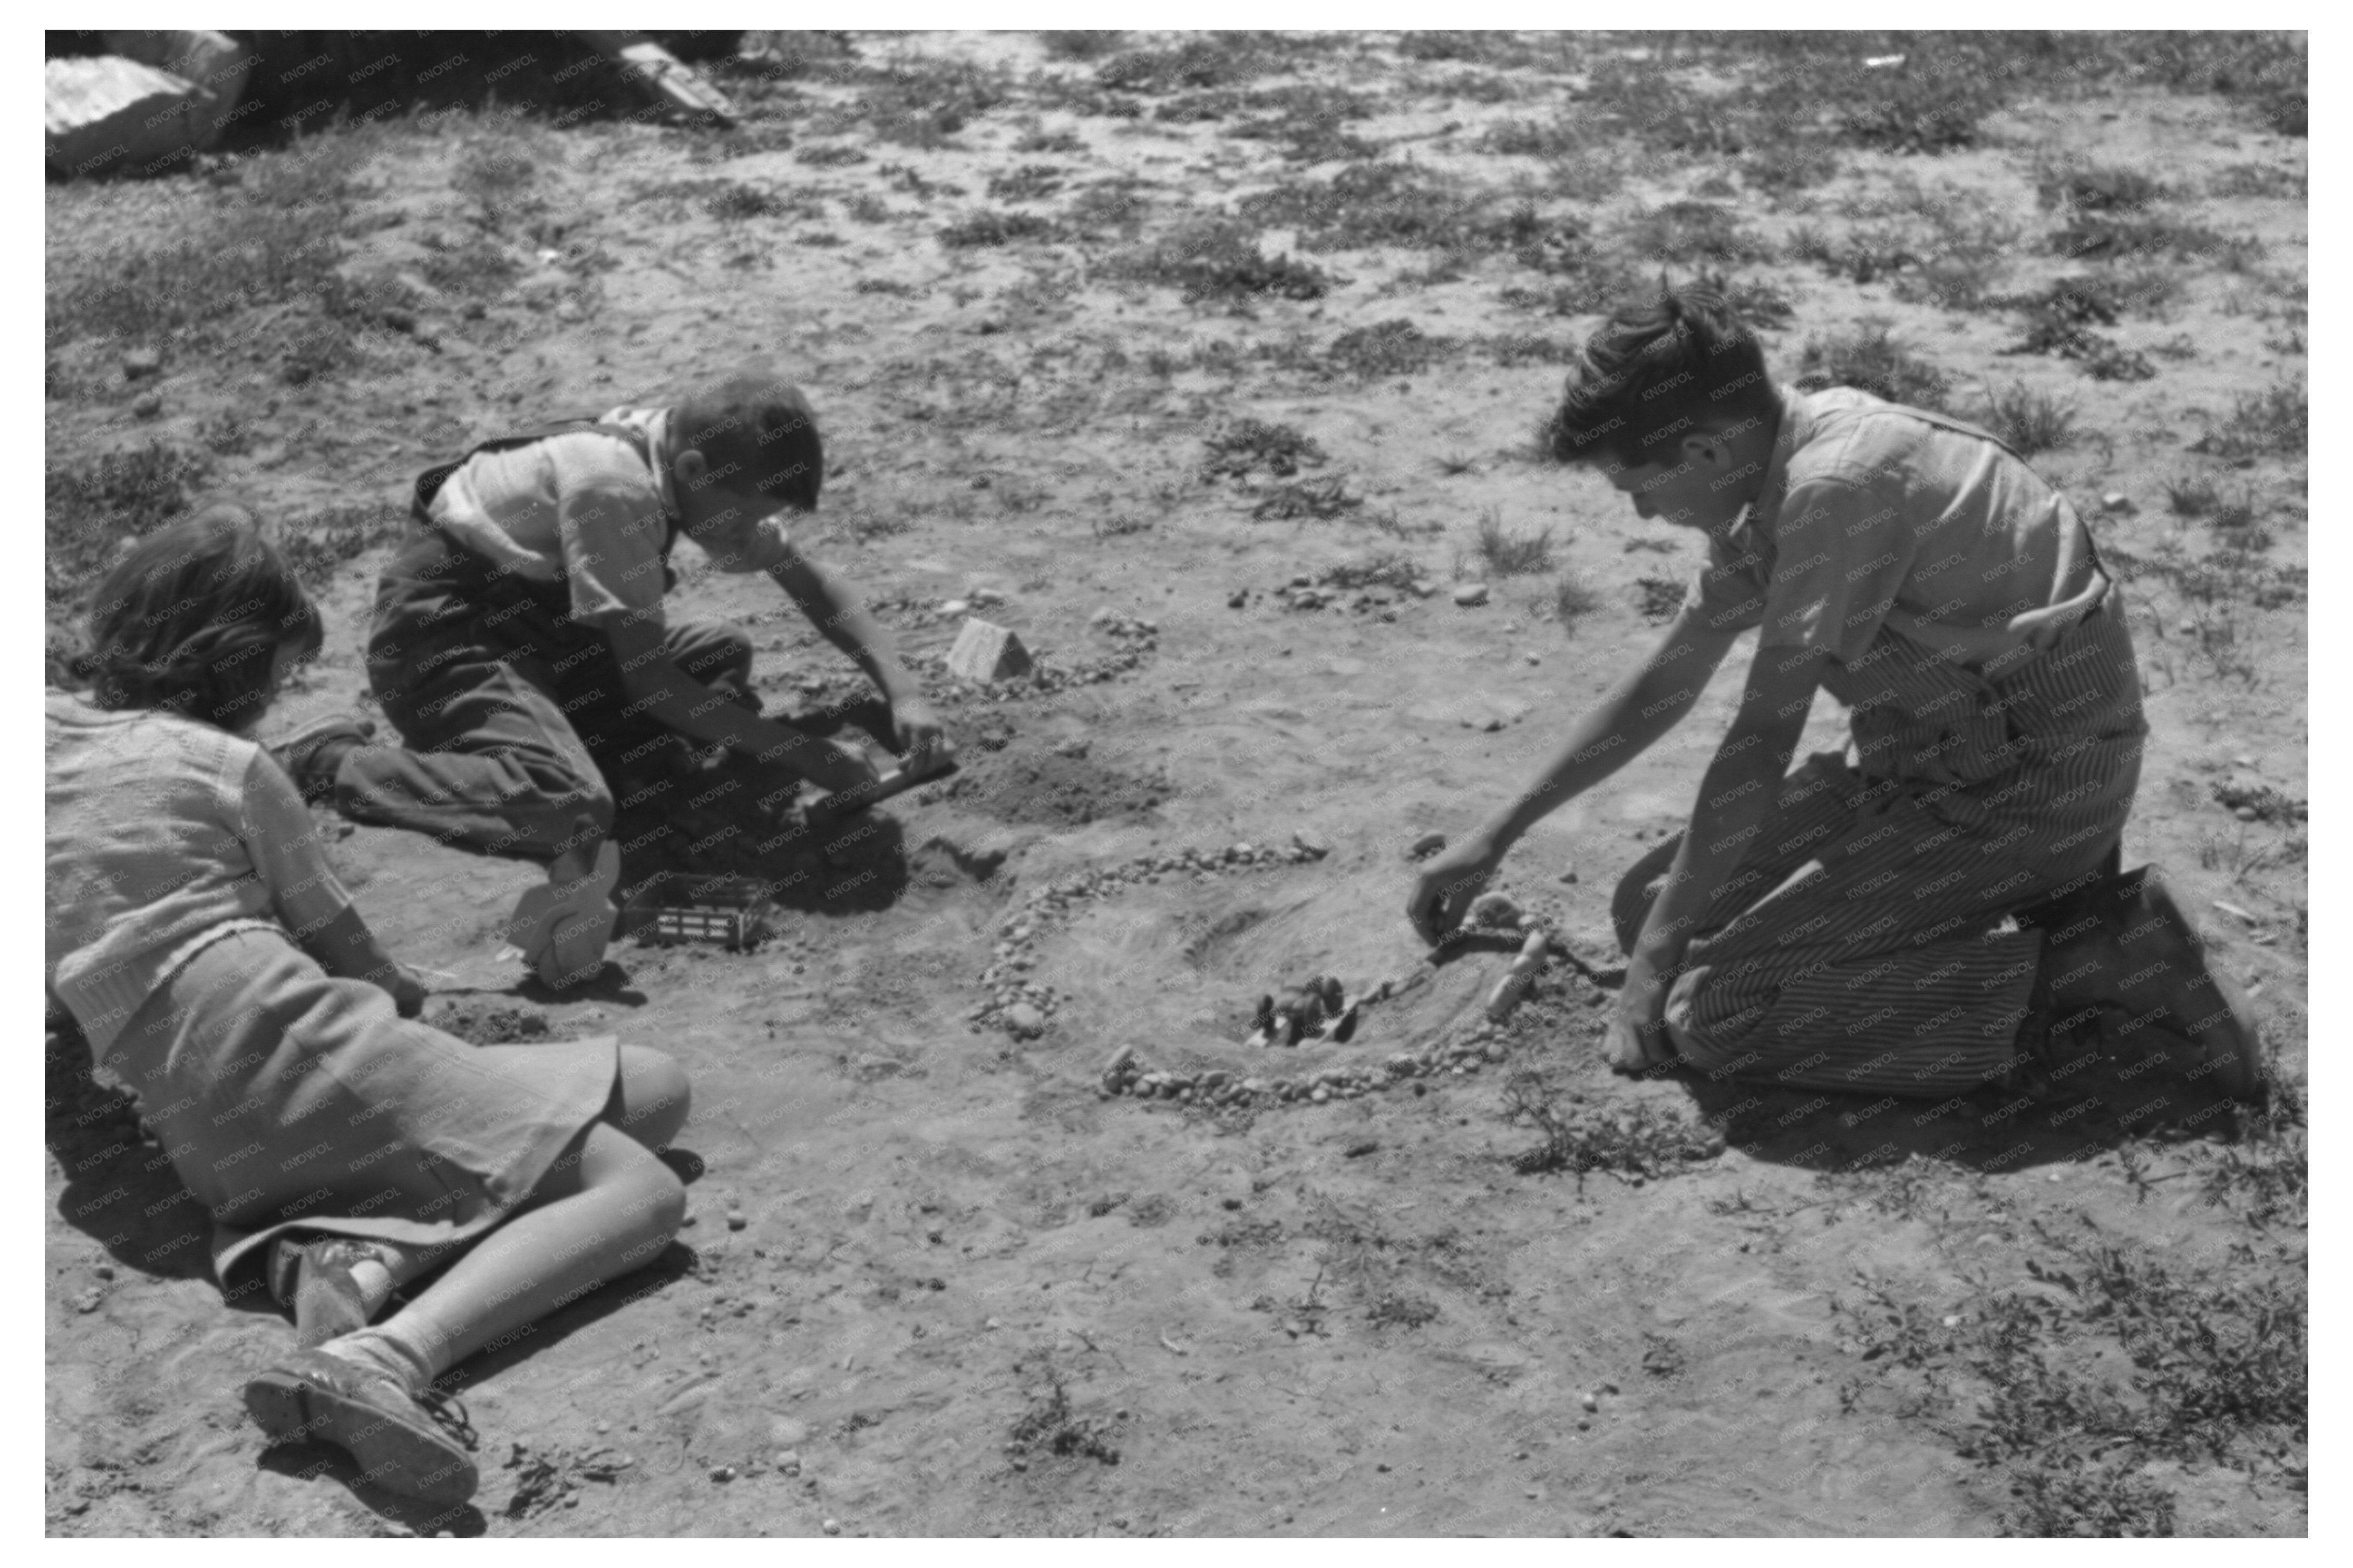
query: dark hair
1544 287 1775 471
674 366 824 512
74 501 324 730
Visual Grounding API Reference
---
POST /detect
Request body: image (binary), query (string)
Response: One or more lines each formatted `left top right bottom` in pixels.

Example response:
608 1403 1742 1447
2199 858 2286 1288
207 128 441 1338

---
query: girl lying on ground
45 503 694 1509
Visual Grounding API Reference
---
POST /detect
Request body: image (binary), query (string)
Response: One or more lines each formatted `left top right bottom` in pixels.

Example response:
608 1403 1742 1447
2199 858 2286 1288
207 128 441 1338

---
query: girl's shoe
502 842 621 989
242 1349 479 1505
267 1236 388 1349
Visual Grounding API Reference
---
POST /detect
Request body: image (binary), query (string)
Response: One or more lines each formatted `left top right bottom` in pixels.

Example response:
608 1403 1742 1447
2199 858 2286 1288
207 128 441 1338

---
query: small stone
92 1264 115 1281
1292 829 1331 859
1452 582 1490 607
1408 579 1438 599
971 588 1006 606
940 599 970 616
710 1464 736 1482
2100 491 2136 514
946 617 1032 682
121 347 162 379
1227 590 1248 609
1005 1002 1047 1038
1559 866 1579 884
132 393 163 419
726 1211 747 1231
1581 1392 1599 1413
1469 892 1522 928
1409 831 1448 859
1524 652 1542 666
822 1519 843 1536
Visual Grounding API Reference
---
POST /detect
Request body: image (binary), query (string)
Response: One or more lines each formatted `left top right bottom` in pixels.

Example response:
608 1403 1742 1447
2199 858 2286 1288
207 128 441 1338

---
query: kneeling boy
277 367 945 986
1407 289 2262 1102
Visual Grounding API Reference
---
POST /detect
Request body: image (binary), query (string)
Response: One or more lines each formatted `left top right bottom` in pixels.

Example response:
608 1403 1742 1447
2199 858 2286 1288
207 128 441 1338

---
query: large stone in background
945 618 1033 682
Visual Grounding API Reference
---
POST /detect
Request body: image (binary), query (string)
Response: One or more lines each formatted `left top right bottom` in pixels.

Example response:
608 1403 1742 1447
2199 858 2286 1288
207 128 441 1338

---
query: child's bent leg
358 1123 685 1384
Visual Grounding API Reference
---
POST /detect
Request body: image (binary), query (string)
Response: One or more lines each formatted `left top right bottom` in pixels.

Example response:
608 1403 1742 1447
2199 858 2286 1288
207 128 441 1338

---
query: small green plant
2037 164 2168 212
1119 221 1339 304
1037 30 1126 61
1553 574 1604 630
2164 474 2221 517
986 164 1066 202
1252 477 1362 521
792 142 868 167
44 442 214 605
939 211 1060 248
1795 324 1950 412
1202 418 1326 481
2191 377 2307 461
1980 381 2080 456
1617 201 1768 266
1474 507 1554 577
1502 1071 1719 1187
1327 319 1444 379
274 502 407 591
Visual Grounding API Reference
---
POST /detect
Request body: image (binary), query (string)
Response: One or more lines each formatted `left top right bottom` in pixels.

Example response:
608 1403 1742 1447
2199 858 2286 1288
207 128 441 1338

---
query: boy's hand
1406 837 1505 946
769 738 884 803
891 696 949 775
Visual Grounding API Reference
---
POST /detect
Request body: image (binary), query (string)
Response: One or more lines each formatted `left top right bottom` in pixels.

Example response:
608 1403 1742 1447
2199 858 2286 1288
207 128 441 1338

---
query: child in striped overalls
1408 288 2262 1103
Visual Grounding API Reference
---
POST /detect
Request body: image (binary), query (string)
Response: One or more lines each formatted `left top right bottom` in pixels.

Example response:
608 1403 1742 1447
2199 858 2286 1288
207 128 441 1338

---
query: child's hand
1604 969 1676 1073
775 739 882 805
1406 838 1504 946
891 696 949 775
386 963 431 1020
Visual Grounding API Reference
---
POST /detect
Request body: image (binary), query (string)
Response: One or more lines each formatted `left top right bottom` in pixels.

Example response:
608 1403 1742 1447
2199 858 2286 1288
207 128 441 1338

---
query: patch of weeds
792 142 868 167
1553 574 1606 630
44 442 214 605
2210 779 2306 828
877 163 965 200
1014 124 1086 154
1479 333 1579 367
2049 212 2222 263
1327 319 1445 379
701 181 794 221
1251 477 1361 521
2197 1128 2306 1230
417 232 523 301
1473 508 1554 577
1432 451 1477 477
1795 323 1950 412
853 277 919 297
1122 221 1340 304
1740 144 1843 194
2163 473 2221 517
1891 255 2003 313
1324 551 1425 592
1006 1368 1120 1466
1686 268 1794 328
1093 33 1284 95
1038 30 1126 61
274 501 409 591
1203 418 1326 481
2037 164 2168 214
1366 1292 1440 1329
1064 179 1153 236
2206 163 2306 200
986 164 1066 202
938 211 1060 249
1236 163 1474 254
1640 1332 1687 1379
1979 381 2079 455
1635 575 1686 623
193 411 259 458
1500 1071 1719 1186
844 58 1010 148
2190 376 2306 461
1089 513 1153 541
1617 201 1768 266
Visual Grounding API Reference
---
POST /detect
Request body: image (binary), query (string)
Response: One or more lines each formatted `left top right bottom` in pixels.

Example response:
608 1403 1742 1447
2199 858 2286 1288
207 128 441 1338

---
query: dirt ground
44 32 2307 1537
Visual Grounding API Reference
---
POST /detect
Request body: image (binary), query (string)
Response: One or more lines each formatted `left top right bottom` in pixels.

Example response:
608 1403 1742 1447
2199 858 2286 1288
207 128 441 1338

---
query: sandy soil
45 31 2306 1538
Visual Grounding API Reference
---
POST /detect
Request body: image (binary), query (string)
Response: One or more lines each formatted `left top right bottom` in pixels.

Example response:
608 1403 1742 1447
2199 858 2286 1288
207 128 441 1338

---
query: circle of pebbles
925 612 1160 704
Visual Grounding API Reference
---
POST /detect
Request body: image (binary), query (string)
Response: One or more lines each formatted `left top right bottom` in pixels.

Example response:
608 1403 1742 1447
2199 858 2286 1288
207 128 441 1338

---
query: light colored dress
46 693 618 1294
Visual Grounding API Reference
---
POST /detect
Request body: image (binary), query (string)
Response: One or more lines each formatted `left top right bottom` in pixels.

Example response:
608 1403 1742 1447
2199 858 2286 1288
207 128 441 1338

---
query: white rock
945 617 1033 682
1452 582 1490 607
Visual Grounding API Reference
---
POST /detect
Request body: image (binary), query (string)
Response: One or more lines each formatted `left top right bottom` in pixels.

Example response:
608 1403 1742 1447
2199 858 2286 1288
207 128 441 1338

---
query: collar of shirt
1735 381 1819 549
599 405 683 528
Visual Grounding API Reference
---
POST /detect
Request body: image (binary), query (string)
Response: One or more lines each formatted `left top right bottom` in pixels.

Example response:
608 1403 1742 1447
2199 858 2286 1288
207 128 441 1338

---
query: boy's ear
673 448 708 489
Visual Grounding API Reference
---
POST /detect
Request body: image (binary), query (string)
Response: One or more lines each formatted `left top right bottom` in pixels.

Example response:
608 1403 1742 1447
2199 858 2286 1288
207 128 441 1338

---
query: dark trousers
344 528 757 863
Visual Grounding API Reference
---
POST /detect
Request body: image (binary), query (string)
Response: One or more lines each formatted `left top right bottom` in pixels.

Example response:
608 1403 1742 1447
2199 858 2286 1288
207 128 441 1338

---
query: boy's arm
1409 604 1742 943
764 545 947 768
1610 639 1825 1067
601 612 880 796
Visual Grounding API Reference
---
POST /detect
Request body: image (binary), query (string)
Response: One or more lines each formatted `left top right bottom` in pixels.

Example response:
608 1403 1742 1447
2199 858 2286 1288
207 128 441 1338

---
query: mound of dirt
939 747 1173 827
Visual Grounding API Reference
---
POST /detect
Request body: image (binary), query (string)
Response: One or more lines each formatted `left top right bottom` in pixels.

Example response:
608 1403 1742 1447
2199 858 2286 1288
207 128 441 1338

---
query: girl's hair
1543 286 1775 472
675 365 824 513
74 501 324 730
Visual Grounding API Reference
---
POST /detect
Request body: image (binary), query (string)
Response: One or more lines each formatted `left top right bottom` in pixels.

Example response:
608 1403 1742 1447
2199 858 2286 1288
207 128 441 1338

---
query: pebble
1409 830 1448 858
1227 590 1248 609
1468 891 1522 928
972 588 1005 606
93 1264 114 1281
710 1464 736 1483
2100 491 2136 514
132 393 164 419
822 1519 843 1536
1291 829 1332 859
1581 1392 1599 1413
121 347 162 379
1005 1002 1047 1038
1408 579 1438 599
1559 866 1579 884
941 599 970 616
1452 582 1490 607
1524 652 1542 666
726 1211 747 1231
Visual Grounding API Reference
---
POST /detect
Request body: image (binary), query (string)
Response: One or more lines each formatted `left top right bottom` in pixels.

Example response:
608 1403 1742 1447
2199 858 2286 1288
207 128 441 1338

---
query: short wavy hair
74 501 323 730
1543 287 1775 472
675 366 825 513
